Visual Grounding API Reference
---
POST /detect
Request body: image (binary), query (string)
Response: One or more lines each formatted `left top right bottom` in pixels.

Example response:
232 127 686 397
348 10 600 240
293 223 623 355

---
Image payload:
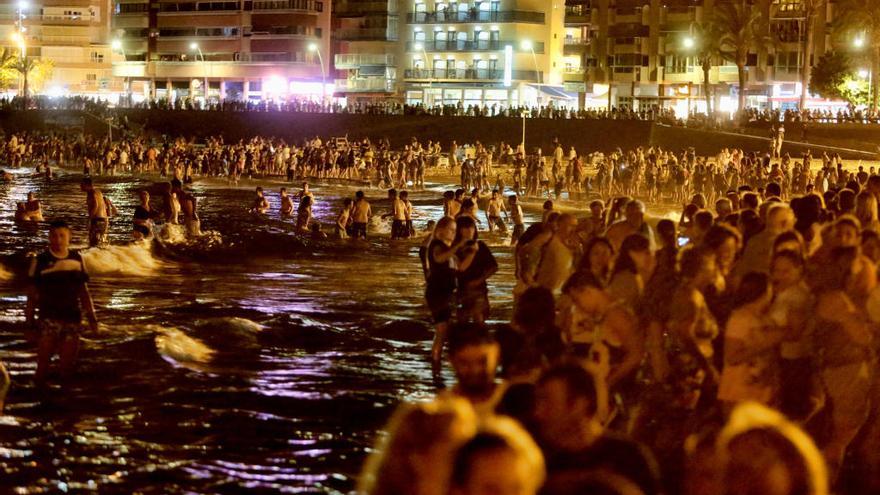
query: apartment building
1 0 118 96
561 0 840 114
331 0 398 100
111 0 331 102
398 0 568 108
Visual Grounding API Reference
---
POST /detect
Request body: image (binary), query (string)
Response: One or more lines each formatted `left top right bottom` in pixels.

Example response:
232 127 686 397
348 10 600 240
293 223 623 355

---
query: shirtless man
173 180 201 237
81 177 115 247
15 192 44 222
25 220 100 387
336 198 353 239
350 190 372 240
382 189 406 240
251 187 270 214
280 187 294 217
606 199 656 252
485 189 508 234
509 195 525 246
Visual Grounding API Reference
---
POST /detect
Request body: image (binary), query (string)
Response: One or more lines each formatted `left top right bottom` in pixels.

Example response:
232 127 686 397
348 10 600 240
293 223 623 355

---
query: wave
155 327 216 369
81 241 165 277
0 263 12 282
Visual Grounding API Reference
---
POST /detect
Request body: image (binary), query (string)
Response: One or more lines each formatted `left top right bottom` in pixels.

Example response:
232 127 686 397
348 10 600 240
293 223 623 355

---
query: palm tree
13 56 36 110
793 0 827 110
711 0 769 115
688 21 724 117
834 0 880 111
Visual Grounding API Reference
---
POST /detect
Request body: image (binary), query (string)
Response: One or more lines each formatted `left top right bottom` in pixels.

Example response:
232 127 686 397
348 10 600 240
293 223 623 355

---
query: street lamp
308 42 326 103
521 111 527 152
683 36 695 49
521 39 540 85
190 42 209 104
854 37 866 49
413 41 433 105
111 39 130 105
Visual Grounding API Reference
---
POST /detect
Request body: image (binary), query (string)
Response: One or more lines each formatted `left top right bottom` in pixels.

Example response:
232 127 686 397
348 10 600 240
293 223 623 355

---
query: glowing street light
859 69 870 79
308 42 327 102
683 36 695 49
855 37 866 49
111 39 122 51
190 42 209 104
521 40 540 85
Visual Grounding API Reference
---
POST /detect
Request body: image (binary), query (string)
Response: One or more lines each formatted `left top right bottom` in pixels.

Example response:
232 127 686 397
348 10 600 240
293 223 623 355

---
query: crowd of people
376 150 880 494
5 123 880 494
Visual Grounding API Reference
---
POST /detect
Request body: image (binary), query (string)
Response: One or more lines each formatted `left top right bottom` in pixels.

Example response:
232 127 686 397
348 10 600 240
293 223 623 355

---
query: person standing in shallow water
25 220 100 388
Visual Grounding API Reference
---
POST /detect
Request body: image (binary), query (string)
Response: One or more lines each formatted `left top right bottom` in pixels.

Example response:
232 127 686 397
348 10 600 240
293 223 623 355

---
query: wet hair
772 249 804 271
612 234 650 276
837 188 857 213
677 245 711 280
49 220 70 231
657 219 677 247
694 210 714 232
399 191 408 199
343 198 353 207
280 187 287 193
537 363 598 416
449 418 545 492
734 272 770 308
772 230 805 255
741 192 760 210
256 186 263 193
543 200 554 210
80 177 93 187
563 270 605 294
356 190 364 199
766 182 782 198
702 223 742 253
171 178 182 190
434 216 456 233
444 190 454 199
448 322 496 356
508 195 518 203
454 215 479 243
514 287 556 331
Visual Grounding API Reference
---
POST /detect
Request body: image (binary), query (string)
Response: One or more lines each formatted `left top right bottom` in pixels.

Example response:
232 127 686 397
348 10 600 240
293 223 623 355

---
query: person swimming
251 187 270 214
280 187 294 217
132 190 154 240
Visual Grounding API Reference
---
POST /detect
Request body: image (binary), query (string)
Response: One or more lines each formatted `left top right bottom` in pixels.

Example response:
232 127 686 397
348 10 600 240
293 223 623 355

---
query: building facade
561 0 844 114
396 0 568 109
1 0 118 97
331 0 398 100
111 0 331 102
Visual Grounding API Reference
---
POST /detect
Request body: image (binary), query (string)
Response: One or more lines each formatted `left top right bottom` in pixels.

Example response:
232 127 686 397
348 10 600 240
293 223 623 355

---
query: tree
9 57 53 110
795 0 827 110
810 51 853 101
711 0 770 115
689 21 724 117
13 57 36 110
835 0 880 111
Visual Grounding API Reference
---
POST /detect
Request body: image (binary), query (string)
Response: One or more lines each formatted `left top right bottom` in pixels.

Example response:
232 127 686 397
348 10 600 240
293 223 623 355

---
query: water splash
81 241 164 277
0 263 12 282
155 327 216 368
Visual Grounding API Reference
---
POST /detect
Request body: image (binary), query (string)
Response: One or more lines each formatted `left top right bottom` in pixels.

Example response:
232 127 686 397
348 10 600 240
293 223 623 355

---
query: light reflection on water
0 170 528 493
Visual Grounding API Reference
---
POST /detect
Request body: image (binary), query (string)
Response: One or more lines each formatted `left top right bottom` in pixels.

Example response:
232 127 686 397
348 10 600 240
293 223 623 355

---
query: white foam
81 241 164 277
155 327 216 366
207 316 265 333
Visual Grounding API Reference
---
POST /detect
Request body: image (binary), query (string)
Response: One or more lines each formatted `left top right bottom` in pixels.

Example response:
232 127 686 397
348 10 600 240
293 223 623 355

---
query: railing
564 37 589 46
407 10 544 24
333 27 398 41
252 0 323 11
404 68 539 81
334 53 395 68
250 28 316 38
334 78 395 92
406 40 544 53
334 0 396 16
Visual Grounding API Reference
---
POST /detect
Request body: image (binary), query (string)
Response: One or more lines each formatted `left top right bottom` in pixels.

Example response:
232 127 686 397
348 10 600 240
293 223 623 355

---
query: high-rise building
398 0 568 109
331 0 398 100
561 0 840 115
1 0 118 96
111 0 331 102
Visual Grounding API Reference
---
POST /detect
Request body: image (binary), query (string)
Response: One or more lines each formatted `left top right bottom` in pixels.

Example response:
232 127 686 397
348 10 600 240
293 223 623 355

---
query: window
664 54 692 74
86 74 97 81
775 51 801 73
91 51 104 63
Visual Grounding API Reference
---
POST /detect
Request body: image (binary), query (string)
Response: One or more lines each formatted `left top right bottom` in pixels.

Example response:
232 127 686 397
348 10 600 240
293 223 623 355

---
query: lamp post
112 39 131 106
16 0 27 58
190 42 208 105
413 41 433 106
521 40 540 85
308 42 326 103
854 35 878 112
521 111 527 152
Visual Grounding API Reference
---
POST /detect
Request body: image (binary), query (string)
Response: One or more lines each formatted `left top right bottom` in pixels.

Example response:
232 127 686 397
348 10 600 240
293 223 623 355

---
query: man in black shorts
25 220 100 387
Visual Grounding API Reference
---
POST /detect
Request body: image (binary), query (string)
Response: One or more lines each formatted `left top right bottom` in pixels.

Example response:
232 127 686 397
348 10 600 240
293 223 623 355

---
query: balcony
334 0 397 17
250 27 316 39
407 40 544 53
112 60 321 79
252 0 324 12
334 78 395 92
404 68 540 82
334 27 398 41
334 53 395 68
565 7 591 24
407 10 544 24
